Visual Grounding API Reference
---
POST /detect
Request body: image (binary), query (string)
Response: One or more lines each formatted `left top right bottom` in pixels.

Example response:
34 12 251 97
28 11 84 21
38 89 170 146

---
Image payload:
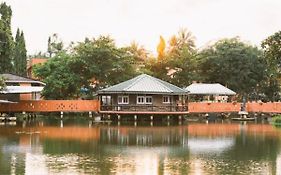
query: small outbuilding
98 74 188 114
185 83 236 102
0 74 45 102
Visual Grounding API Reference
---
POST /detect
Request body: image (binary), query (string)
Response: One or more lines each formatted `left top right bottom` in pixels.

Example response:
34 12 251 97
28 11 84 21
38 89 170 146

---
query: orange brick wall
188 102 241 113
0 100 100 112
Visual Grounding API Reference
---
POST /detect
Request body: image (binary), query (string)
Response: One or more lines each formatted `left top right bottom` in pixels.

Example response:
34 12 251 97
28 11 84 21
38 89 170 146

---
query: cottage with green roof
98 74 188 115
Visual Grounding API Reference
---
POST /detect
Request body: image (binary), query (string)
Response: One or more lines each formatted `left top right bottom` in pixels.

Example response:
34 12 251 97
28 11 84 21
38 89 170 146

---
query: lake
0 116 280 175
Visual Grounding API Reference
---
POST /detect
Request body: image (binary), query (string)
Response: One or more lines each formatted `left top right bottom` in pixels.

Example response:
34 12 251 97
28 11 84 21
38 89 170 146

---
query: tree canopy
0 2 27 76
34 36 136 99
198 38 266 98
0 2 13 73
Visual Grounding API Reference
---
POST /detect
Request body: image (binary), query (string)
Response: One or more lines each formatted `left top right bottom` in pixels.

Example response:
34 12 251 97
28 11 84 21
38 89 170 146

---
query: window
118 96 129 104
137 96 145 104
102 96 111 105
137 96 152 104
146 96 152 104
163 96 171 104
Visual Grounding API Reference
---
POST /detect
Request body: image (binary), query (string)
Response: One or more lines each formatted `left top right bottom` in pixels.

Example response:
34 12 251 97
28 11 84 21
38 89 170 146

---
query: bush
272 115 281 125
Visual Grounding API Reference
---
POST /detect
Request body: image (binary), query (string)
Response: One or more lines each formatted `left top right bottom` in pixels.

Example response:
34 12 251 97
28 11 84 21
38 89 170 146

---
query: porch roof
185 83 236 95
0 73 45 85
98 74 186 95
0 86 44 94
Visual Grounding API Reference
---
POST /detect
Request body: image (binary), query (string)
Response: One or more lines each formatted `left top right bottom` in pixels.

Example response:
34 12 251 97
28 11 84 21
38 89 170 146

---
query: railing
100 105 188 112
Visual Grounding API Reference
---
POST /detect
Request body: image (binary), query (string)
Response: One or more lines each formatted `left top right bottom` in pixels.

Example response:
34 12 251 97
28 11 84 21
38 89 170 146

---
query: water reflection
0 118 280 175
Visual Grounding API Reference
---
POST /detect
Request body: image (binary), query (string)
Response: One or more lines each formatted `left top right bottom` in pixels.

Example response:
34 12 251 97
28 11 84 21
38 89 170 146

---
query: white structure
185 83 236 102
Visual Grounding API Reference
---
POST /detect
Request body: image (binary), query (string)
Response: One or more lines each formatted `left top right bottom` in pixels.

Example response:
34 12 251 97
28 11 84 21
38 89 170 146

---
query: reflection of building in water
100 126 188 146
277 153 281 175
188 138 235 154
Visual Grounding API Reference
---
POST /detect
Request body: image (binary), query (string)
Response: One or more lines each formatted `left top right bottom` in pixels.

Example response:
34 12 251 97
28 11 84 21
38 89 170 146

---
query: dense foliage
34 36 136 99
198 38 266 98
14 28 27 76
2 3 281 101
0 2 13 73
0 2 27 75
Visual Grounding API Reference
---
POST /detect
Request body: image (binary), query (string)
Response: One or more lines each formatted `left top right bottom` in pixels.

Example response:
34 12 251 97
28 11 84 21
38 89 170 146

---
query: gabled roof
0 74 45 85
98 74 186 95
185 83 236 95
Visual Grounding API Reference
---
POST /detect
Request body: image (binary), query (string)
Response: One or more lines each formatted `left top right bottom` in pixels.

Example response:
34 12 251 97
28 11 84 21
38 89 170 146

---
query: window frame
136 95 153 105
118 95 129 104
163 96 171 104
137 96 145 104
145 96 153 104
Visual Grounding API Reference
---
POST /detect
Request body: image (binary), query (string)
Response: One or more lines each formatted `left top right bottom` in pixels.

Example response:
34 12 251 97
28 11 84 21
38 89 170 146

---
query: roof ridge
124 74 145 91
148 75 174 93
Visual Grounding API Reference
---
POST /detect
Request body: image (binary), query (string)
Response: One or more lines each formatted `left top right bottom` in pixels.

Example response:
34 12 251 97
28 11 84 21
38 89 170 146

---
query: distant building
185 83 236 102
0 74 45 102
98 74 188 114
27 58 48 79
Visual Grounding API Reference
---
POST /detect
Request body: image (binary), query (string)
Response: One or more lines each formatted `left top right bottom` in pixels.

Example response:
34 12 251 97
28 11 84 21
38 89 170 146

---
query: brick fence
1 100 281 113
188 102 281 113
0 100 100 112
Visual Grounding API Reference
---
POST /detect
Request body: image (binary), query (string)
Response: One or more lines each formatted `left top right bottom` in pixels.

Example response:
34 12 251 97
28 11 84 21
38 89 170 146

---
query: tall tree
199 38 266 98
14 28 27 76
73 35 136 90
33 52 82 99
0 2 13 73
47 33 64 58
260 31 281 101
146 29 198 87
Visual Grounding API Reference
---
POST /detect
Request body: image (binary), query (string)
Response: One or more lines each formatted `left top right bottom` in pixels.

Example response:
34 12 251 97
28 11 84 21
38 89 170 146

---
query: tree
0 2 13 73
47 33 64 58
199 38 266 98
73 35 136 90
14 28 27 76
33 52 82 99
146 29 198 87
260 31 281 101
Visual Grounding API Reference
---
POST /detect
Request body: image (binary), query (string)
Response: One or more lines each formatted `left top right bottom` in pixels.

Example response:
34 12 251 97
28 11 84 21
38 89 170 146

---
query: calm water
0 117 281 175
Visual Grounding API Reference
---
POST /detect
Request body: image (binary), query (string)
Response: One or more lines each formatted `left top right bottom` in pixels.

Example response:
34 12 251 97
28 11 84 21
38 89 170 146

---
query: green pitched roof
98 74 186 95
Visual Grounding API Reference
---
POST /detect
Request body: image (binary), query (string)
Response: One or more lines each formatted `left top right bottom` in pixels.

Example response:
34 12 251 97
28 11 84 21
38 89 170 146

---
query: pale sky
4 0 281 55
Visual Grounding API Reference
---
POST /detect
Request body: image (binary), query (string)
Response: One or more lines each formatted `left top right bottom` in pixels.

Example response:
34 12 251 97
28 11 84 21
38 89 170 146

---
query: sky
4 0 281 55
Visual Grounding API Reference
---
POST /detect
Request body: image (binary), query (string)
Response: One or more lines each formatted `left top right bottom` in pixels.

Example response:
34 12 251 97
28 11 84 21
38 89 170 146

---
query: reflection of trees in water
197 135 281 175
0 139 26 175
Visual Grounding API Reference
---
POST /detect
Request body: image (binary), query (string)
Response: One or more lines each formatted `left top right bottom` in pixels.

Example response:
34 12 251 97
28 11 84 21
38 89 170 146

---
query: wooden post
178 115 182 121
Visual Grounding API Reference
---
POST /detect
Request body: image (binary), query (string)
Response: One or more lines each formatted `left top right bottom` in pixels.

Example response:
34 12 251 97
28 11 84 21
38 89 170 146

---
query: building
0 74 45 102
27 58 48 79
98 74 188 114
185 83 236 102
